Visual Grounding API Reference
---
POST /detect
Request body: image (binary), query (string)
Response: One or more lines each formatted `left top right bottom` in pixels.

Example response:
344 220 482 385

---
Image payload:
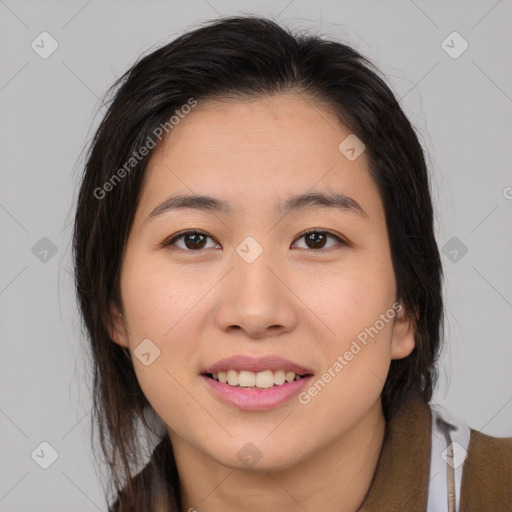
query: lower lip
202 375 313 411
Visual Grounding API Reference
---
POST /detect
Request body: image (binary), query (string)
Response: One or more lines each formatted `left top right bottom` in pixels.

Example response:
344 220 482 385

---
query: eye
161 230 219 252
161 229 348 253
291 229 347 251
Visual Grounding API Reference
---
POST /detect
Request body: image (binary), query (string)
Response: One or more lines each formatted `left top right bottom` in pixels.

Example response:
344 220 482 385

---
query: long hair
72 15 443 510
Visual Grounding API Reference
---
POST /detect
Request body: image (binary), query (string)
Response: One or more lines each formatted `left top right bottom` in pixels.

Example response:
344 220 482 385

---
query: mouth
201 368 313 411
201 355 314 410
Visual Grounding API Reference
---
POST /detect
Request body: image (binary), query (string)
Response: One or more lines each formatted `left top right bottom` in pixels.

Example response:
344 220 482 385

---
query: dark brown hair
73 14 443 510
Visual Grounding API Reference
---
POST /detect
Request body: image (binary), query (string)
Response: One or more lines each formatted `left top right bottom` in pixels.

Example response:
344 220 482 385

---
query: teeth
285 371 295 383
255 370 274 389
239 370 256 387
227 369 238 386
210 369 305 388
274 370 286 385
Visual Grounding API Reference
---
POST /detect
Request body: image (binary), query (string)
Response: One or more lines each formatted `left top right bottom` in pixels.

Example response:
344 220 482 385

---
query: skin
109 92 415 512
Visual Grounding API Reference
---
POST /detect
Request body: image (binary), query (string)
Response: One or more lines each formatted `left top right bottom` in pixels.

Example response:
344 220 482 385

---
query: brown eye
292 230 346 251
162 229 346 253
162 231 218 251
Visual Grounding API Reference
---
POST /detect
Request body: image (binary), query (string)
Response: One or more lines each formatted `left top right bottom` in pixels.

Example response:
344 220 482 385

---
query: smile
202 372 313 411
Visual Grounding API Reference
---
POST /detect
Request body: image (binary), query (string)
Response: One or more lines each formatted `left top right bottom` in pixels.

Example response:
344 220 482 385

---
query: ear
108 301 129 348
390 303 416 360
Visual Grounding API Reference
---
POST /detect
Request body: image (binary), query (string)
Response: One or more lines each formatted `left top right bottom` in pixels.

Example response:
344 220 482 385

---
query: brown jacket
111 397 512 511
359 397 512 511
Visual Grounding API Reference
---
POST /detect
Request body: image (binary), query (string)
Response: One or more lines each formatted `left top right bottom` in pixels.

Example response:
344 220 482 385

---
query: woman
73 15 512 512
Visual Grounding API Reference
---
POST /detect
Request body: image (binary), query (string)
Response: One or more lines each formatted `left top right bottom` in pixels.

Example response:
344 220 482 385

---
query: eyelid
161 228 349 252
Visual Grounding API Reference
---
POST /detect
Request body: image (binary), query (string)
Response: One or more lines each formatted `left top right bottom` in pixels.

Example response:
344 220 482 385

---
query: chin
208 440 306 474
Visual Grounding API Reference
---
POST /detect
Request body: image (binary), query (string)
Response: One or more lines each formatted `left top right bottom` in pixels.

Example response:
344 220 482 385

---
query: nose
214 248 299 339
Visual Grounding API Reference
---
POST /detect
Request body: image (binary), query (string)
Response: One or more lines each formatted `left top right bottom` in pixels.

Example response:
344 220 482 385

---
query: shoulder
466 428 512 468
459 428 512 511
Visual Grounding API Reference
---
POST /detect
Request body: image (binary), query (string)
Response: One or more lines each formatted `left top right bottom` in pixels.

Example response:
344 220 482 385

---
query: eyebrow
144 190 367 223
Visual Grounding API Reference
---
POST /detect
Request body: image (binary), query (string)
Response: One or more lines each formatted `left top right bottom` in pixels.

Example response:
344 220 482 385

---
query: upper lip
202 355 314 375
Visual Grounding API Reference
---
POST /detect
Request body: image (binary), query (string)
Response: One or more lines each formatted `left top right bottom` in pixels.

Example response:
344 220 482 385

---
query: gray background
1 0 511 510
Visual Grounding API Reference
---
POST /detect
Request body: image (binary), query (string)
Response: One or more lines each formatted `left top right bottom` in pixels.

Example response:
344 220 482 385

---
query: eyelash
161 229 348 253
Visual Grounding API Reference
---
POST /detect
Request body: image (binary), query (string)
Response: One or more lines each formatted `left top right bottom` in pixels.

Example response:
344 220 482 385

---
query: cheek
305 254 396 398
297 292 396 437
310 260 396 346
121 255 203 342
119 257 206 400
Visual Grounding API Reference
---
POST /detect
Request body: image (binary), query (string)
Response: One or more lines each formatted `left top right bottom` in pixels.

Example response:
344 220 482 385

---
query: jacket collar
358 395 432 511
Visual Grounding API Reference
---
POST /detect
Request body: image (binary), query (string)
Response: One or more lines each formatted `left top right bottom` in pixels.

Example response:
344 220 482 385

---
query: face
110 92 415 472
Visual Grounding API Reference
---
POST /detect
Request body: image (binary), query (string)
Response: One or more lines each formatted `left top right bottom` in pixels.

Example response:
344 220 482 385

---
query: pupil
185 233 206 250
306 232 325 249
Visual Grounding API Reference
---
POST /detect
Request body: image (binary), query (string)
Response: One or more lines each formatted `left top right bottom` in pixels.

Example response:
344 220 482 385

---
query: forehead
160 92 345 158
136 92 381 223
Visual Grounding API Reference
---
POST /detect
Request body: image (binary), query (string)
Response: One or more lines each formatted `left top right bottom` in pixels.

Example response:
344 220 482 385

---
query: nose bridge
232 235 282 306
214 235 297 336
